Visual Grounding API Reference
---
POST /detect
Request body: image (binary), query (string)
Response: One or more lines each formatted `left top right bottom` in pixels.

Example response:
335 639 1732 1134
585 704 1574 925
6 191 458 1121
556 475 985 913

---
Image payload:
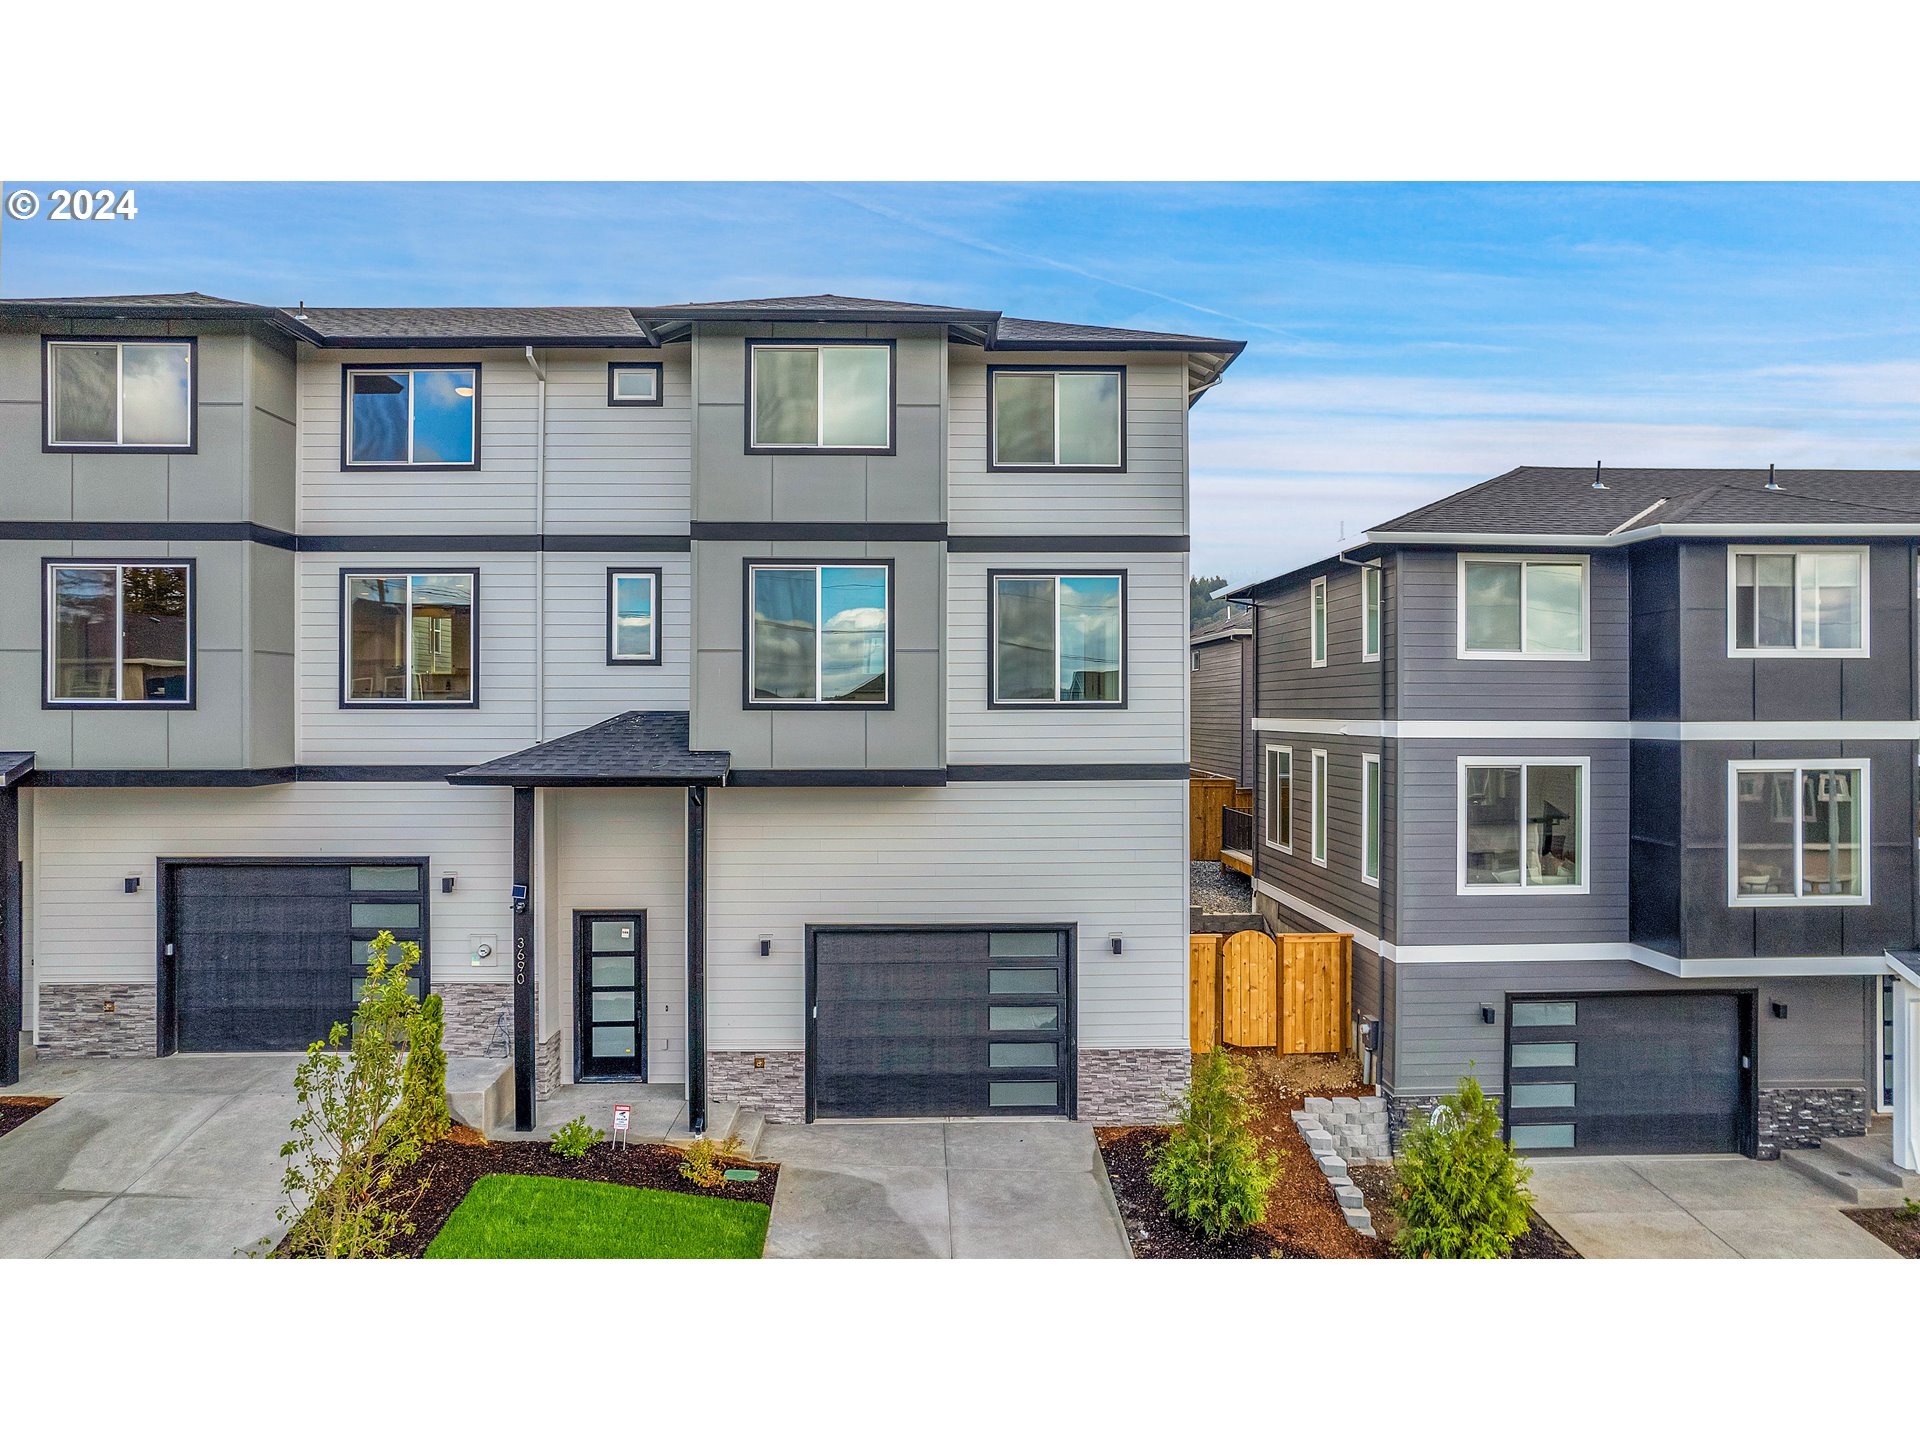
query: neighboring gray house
1189 609 1252 787
0 290 1243 1133
1229 466 1920 1160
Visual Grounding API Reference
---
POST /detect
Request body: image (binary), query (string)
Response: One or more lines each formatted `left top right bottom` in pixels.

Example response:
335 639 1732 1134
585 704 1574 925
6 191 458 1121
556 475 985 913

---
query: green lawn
425 1175 770 1259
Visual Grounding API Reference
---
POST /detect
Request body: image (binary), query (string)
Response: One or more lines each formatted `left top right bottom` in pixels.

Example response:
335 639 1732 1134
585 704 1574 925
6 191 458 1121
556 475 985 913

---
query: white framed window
45 338 195 451
44 561 194 706
1361 753 1382 886
1310 576 1328 668
1728 547 1868 657
341 571 477 706
1457 554 1589 660
1728 760 1870 906
1458 756 1589 895
1263 744 1292 851
344 365 479 469
1310 749 1329 866
607 362 663 407
748 342 892 451
748 562 890 705
606 568 661 665
1362 565 1382 662
990 572 1126 706
988 367 1124 470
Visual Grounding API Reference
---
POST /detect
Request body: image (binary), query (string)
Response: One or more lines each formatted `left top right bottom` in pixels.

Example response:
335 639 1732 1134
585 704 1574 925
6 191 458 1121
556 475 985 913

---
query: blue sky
7 181 1920 581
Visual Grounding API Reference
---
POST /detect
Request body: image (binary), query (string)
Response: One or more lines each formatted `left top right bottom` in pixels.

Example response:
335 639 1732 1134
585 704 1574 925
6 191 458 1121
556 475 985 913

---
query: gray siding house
1189 609 1252 787
0 290 1242 1133
1231 466 1920 1160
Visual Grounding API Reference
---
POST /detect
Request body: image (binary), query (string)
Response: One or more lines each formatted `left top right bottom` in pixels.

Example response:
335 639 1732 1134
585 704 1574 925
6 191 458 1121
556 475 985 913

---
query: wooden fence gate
1189 929 1351 1056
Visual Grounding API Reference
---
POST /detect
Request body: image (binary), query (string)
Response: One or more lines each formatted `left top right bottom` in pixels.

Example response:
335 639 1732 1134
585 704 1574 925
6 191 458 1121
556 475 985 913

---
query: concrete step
1781 1138 1919 1207
1817 1132 1920 1192
729 1109 767 1160
445 1056 513 1135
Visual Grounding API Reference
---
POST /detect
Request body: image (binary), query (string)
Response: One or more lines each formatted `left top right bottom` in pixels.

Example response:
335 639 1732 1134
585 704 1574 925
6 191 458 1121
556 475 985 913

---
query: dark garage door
1505 992 1751 1156
167 861 427 1052
810 927 1072 1119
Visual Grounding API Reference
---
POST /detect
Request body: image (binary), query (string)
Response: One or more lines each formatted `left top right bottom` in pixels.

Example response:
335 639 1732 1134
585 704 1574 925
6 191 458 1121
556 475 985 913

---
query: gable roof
447 711 729 787
1190 610 1251 644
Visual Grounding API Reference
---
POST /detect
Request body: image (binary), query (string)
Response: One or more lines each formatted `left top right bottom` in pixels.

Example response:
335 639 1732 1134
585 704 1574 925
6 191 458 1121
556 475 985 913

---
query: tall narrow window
989 367 1124 469
749 563 889 704
1459 759 1587 892
1263 745 1292 850
44 561 193 705
344 365 479 468
1362 565 1382 661
1730 547 1866 655
748 343 892 451
1730 761 1868 904
342 571 476 705
46 338 195 450
1362 754 1382 885
991 572 1126 705
606 568 661 665
1310 750 1329 866
1459 556 1588 658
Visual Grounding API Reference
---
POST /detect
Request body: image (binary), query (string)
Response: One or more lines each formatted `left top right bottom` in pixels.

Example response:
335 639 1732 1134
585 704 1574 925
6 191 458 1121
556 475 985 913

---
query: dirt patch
1351 1162 1579 1258
0 1096 58 1141
1845 1206 1920 1257
1239 1047 1369 1102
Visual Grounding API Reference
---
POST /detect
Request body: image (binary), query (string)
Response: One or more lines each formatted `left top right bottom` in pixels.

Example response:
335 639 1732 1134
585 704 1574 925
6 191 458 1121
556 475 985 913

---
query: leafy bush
1392 1072 1534 1258
1149 1049 1279 1241
550 1115 604 1160
679 1133 744 1188
399 993 451 1146
276 932 429 1257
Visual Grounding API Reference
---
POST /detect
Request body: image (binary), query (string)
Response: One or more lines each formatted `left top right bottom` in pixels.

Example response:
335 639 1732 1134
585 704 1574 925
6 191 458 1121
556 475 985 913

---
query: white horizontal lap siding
297 551 537 764
947 552 1188 763
297 348 536 533
29 784 512 988
542 351 692 535
706 783 1188 1052
541 552 691 736
947 352 1188 534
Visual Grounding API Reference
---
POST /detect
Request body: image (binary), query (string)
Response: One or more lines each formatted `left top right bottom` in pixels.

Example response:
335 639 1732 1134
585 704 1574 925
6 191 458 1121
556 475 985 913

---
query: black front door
575 911 645 1080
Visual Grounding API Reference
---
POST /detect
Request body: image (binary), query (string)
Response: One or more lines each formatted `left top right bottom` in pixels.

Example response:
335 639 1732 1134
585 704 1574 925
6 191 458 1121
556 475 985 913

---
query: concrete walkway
0 1054 301 1258
759 1120 1131 1258
1528 1154 1899 1258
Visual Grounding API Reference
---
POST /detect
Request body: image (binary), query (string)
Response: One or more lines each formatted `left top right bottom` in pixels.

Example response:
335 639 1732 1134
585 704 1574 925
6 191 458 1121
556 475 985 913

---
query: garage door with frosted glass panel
809 927 1072 1119
1505 992 1750 1156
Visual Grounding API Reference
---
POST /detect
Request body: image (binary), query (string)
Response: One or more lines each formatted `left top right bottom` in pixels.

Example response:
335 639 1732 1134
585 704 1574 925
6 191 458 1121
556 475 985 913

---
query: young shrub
399 993 452 1146
1148 1048 1279 1242
1392 1071 1534 1258
276 932 430 1258
550 1115 604 1160
679 1133 743 1188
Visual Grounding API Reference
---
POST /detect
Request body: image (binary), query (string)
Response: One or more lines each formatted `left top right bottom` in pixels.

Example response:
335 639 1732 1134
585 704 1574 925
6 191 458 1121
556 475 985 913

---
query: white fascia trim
1368 522 1920 548
1388 940 1896 975
1251 876 1391 958
1253 717 1920 741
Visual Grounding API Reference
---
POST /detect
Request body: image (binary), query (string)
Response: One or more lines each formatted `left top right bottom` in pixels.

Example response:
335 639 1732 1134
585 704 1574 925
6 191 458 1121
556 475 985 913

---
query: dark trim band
24 765 457 787
693 521 946 543
948 534 1189 553
0 521 297 550
727 769 947 787
945 763 1188 782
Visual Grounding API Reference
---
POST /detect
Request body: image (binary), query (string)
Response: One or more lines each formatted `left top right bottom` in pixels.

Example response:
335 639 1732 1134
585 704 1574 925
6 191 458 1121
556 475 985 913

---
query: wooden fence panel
1281 933 1351 1055
1220 930 1278 1047
1188 934 1220 1052
1189 774 1237 860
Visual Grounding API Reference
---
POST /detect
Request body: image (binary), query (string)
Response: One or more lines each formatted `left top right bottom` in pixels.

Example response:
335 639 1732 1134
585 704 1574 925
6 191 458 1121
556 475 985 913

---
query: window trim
1310 576 1329 668
985 364 1128 473
1263 744 1293 852
1310 749 1329 867
605 566 663 667
1725 545 1871 659
41 557 197 710
42 336 199 455
986 569 1129 709
339 362 483 473
742 558 895 710
1361 752 1382 887
1361 564 1382 663
1456 755 1592 897
337 567 482 709
606 361 664 408
744 339 897 455
1725 758 1872 908
1455 553 1592 662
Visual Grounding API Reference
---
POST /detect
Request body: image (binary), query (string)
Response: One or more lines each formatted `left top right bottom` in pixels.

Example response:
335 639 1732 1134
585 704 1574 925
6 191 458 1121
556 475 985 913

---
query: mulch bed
1845 1207 1920 1258
1097 1127 1283 1258
1351 1161 1580 1258
0 1096 58 1141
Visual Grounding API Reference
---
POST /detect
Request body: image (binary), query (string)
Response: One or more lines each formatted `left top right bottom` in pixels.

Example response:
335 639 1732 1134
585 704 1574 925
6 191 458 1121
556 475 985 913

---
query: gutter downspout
524 347 548 742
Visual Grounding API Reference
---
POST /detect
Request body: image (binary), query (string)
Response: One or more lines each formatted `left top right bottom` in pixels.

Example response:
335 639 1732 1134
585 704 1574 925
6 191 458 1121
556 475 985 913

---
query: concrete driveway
0 1055 301 1258
1528 1155 1898 1258
759 1121 1131 1258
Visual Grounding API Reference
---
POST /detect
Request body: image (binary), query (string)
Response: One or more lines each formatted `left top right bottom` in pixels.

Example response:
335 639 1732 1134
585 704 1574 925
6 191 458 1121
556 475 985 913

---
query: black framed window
341 570 478 707
43 560 194 708
606 567 662 665
988 366 1124 470
989 570 1126 706
348 864 428 1003
607 362 663 407
342 364 480 469
746 562 890 705
746 341 893 452
44 337 196 452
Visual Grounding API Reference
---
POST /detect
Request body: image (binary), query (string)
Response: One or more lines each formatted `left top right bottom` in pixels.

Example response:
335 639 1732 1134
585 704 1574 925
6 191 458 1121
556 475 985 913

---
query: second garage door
809 926 1073 1120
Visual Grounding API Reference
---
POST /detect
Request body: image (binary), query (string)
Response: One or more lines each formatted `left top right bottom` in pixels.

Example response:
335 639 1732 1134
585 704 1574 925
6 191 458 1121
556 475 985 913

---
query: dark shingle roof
639 293 999 323
996 316 1244 354
447 712 728 787
1190 611 1251 643
0 291 259 309
0 752 33 788
294 306 652 346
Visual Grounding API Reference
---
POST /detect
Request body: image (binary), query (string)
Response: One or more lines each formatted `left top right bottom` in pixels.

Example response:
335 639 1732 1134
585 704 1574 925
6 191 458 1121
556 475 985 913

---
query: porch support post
1894 974 1920 1173
512 786 536 1131
686 784 708 1135
1 787 20 1087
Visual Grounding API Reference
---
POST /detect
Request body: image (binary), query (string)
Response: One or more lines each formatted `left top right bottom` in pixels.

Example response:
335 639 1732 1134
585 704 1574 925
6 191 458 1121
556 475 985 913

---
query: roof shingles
447 712 728 787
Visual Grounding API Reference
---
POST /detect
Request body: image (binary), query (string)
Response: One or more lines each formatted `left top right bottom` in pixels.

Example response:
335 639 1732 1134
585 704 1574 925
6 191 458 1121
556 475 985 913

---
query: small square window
608 362 662 407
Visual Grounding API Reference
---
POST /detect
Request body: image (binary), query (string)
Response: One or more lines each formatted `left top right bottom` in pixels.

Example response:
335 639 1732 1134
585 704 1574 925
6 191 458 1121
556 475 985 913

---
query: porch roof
446 713 729 787
0 753 33 788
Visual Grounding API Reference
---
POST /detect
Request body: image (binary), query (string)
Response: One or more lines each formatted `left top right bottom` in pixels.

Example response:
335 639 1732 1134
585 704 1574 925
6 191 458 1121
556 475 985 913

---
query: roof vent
1591 461 1608 491
1764 463 1783 492
293 299 309 320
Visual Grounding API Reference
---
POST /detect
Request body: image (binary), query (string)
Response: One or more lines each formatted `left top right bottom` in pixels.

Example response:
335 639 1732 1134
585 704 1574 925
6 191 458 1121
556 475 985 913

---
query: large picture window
1459 757 1588 893
45 338 195 451
1263 745 1292 850
1729 761 1869 905
989 367 1124 469
343 365 479 469
606 568 661 665
342 571 477 706
990 572 1125 706
1729 547 1867 656
44 561 193 706
748 342 892 451
748 563 889 705
1458 555 1587 659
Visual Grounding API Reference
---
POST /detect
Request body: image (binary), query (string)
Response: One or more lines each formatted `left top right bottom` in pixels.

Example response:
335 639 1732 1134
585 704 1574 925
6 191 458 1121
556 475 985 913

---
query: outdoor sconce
1771 1001 1789 1019
1480 1005 1498 1025
759 936 772 956
441 872 457 894
1110 934 1124 955
123 875 141 894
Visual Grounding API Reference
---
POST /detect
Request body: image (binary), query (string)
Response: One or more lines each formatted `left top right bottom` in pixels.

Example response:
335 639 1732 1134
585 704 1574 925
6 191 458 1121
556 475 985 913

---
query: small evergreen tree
1149 1049 1279 1241
1392 1072 1534 1258
400 992 452 1146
